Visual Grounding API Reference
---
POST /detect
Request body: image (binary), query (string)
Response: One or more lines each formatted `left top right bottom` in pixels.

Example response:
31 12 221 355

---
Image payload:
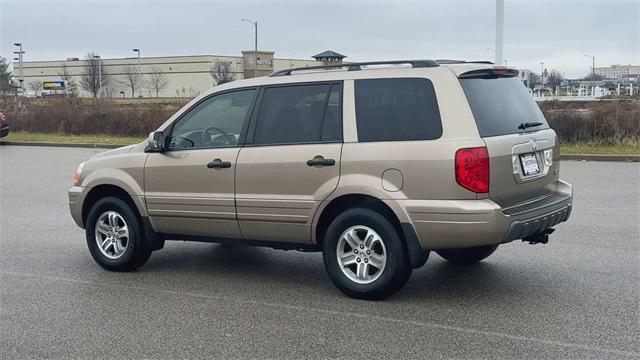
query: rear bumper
402 179 573 250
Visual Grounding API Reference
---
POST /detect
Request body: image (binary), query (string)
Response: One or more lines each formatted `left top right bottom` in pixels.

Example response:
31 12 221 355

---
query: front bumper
68 186 85 228
402 180 573 250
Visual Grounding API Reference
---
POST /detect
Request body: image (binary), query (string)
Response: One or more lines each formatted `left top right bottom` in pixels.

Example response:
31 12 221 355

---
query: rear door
459 73 559 207
235 82 343 244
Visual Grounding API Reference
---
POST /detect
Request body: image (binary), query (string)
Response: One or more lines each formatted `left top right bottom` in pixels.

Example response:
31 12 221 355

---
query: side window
253 83 342 145
321 85 343 141
354 78 442 142
168 89 256 150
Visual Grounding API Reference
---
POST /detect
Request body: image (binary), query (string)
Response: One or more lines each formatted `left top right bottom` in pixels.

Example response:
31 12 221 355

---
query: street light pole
242 18 258 78
540 62 544 90
13 43 25 90
132 48 141 79
93 55 101 97
495 0 504 65
584 54 595 96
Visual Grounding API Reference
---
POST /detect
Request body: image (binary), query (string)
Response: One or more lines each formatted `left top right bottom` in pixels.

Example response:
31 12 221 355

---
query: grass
2 131 143 145
559 141 640 155
2 132 639 155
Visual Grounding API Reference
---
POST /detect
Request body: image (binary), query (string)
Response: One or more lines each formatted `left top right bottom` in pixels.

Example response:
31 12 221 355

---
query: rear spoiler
458 66 519 79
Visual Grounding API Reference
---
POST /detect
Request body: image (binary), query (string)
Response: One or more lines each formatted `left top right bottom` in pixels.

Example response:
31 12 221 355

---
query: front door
235 82 343 244
145 88 257 238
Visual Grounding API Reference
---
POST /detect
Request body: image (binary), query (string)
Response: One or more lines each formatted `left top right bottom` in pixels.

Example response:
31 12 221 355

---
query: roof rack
269 60 440 77
436 59 495 65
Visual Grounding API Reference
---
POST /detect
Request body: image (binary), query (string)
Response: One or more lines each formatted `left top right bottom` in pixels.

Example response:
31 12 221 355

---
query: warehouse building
17 50 345 98
593 64 639 79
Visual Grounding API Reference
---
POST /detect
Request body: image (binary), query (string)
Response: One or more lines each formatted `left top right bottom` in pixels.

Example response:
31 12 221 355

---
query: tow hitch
522 228 555 244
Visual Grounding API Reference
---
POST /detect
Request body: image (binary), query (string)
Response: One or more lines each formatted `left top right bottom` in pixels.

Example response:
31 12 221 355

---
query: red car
0 112 9 138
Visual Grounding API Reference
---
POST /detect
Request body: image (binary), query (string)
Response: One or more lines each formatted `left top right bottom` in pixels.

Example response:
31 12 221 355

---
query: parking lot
0 145 638 359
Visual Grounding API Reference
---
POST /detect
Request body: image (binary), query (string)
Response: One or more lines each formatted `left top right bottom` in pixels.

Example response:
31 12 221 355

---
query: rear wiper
518 122 544 130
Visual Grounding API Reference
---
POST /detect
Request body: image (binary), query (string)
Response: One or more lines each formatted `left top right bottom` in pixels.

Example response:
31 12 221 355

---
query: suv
69 60 573 300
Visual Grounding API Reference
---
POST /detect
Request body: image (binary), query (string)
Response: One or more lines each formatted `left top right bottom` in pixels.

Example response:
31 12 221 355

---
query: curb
559 154 639 162
0 141 124 149
1 141 639 162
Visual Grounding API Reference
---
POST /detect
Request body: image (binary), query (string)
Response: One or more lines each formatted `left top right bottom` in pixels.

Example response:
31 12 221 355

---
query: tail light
455 147 489 193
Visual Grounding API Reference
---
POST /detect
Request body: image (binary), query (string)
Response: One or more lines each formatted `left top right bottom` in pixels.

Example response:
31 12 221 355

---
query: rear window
355 78 442 142
459 76 549 137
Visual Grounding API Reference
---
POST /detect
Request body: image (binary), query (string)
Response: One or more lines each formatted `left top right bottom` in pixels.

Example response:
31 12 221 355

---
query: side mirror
145 131 165 152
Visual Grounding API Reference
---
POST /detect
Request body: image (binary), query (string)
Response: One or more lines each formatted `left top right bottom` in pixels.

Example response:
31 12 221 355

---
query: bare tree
57 64 78 96
527 72 540 90
119 64 144 98
147 67 169 97
29 80 43 95
546 70 563 88
0 57 11 94
210 60 236 85
80 52 110 97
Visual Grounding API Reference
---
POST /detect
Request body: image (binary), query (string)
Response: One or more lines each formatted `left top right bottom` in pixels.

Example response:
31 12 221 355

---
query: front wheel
85 196 151 271
436 244 498 265
323 208 412 300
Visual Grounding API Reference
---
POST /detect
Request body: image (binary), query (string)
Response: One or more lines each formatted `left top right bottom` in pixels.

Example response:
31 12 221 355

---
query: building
593 65 639 79
17 51 328 97
312 50 347 65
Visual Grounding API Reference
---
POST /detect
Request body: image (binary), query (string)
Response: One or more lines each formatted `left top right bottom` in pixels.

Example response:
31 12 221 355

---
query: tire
85 196 151 271
322 208 412 300
436 244 498 265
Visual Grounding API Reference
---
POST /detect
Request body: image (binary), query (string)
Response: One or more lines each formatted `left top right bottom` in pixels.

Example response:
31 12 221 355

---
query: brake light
455 147 489 193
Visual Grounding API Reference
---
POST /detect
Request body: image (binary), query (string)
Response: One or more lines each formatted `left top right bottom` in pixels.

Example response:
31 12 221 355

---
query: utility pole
495 0 504 65
242 18 258 78
13 43 25 90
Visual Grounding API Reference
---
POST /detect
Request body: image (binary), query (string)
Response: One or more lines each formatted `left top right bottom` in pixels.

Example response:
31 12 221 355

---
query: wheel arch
313 193 428 268
81 184 142 227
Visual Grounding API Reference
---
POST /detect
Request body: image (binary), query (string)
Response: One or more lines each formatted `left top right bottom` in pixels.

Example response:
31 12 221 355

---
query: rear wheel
323 208 412 300
436 244 498 265
86 196 151 271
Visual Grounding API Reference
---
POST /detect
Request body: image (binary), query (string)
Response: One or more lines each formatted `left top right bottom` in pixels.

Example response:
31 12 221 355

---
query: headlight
73 162 85 185
544 149 553 167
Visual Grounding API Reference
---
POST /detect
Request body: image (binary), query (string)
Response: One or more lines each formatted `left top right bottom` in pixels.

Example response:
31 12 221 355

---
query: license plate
520 153 540 176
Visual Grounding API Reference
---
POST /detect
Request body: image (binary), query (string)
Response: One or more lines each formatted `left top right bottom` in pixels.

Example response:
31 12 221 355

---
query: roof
312 50 346 59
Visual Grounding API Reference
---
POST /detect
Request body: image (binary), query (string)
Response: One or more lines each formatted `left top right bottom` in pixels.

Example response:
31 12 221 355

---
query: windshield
459 76 549 137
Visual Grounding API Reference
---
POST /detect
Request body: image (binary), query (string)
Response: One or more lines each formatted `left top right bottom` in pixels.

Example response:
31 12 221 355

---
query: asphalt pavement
1 145 638 359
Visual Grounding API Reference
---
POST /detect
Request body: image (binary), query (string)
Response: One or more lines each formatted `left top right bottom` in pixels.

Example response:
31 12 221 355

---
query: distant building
312 50 347 65
16 51 328 97
593 65 639 79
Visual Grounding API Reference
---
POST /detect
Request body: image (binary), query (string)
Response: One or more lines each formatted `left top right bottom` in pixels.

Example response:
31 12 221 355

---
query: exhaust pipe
522 228 555 245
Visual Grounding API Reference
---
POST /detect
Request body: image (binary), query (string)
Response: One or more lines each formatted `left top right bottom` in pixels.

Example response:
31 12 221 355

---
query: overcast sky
1 0 638 78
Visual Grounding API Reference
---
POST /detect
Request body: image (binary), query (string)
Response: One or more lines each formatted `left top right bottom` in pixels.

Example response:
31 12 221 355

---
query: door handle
306 157 336 167
207 159 231 169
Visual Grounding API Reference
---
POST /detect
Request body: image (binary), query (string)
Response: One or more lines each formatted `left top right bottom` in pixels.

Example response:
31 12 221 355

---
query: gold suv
69 60 573 299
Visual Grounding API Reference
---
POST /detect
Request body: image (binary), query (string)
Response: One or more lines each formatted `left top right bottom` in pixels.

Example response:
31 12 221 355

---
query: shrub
1 97 638 143
540 100 640 143
0 97 179 137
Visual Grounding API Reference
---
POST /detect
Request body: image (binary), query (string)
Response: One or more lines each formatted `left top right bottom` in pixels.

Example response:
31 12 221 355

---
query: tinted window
169 89 256 150
253 83 342 145
459 76 549 137
355 78 442 142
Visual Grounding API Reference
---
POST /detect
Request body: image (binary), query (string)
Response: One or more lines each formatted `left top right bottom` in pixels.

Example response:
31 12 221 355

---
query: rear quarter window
355 78 442 142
